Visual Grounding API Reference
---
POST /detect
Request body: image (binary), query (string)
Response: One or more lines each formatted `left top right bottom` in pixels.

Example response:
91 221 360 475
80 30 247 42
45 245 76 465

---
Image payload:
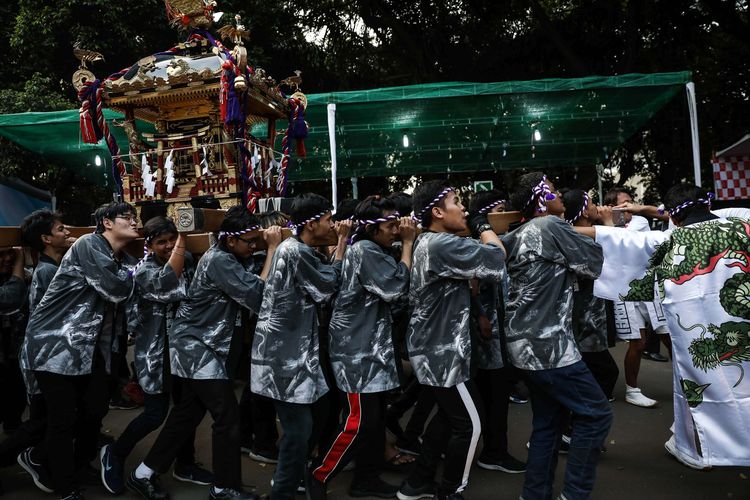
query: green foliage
0 0 749 211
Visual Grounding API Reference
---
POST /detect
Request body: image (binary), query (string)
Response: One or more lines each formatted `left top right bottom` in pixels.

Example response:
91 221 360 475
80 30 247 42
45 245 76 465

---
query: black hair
332 198 359 222
290 193 332 230
469 189 508 214
663 183 711 224
603 186 633 206
219 205 261 234
508 172 546 219
351 196 397 243
562 189 588 223
258 211 290 229
387 192 413 217
20 209 64 252
412 180 451 228
94 202 136 234
142 216 177 244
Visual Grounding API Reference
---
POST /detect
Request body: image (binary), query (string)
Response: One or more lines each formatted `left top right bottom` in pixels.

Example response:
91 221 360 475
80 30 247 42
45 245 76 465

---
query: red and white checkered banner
712 156 750 201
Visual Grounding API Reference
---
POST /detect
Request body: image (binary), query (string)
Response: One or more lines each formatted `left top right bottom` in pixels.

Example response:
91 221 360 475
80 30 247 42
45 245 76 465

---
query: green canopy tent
0 71 699 205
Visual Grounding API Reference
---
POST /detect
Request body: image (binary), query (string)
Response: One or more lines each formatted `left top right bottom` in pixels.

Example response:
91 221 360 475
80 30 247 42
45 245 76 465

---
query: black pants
239 382 279 452
0 394 46 468
113 391 195 464
0 358 28 432
387 376 435 445
407 381 483 495
33 360 110 495
312 392 386 484
581 350 619 400
475 367 511 460
144 377 239 489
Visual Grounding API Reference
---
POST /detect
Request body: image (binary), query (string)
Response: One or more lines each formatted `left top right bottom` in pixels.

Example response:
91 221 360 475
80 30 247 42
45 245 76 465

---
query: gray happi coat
572 278 608 353
130 255 188 393
503 216 603 370
251 237 342 404
21 254 59 394
407 232 505 388
21 233 134 376
328 239 409 393
475 276 506 370
169 245 263 380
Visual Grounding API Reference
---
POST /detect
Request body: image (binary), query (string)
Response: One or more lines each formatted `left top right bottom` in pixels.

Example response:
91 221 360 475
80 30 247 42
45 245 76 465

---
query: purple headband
566 192 589 225
355 212 401 226
667 192 714 217
291 210 329 235
218 226 261 239
478 199 506 215
412 187 455 222
525 176 556 213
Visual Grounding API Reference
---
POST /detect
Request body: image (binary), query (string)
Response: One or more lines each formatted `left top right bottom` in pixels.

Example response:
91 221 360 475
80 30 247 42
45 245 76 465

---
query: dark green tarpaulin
0 72 691 183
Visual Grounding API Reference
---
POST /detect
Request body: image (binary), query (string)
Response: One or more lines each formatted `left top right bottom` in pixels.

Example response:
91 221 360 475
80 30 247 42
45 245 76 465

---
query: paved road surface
3 343 749 499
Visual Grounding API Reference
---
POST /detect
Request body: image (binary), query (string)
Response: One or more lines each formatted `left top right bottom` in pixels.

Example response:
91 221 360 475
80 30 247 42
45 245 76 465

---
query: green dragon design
622 217 750 400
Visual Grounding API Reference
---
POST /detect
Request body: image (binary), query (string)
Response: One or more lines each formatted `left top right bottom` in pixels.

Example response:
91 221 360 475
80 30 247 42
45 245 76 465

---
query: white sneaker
625 387 658 408
664 435 710 470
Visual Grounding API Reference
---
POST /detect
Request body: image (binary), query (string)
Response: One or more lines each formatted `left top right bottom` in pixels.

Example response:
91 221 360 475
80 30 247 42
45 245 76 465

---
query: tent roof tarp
0 72 691 183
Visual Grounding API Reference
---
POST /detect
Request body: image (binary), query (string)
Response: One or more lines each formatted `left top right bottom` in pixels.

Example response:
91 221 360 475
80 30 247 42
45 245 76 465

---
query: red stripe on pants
313 393 361 483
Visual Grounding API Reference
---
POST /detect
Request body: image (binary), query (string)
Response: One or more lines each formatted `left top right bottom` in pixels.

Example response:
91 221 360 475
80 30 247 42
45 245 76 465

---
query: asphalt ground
2 342 749 499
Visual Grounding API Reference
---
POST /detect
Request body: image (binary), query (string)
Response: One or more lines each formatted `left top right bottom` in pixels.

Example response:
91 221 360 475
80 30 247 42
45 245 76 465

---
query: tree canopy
1 0 748 221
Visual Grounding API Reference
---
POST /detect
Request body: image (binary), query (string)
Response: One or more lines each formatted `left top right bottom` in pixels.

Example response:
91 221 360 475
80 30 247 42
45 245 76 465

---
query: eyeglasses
115 215 140 224
236 236 255 245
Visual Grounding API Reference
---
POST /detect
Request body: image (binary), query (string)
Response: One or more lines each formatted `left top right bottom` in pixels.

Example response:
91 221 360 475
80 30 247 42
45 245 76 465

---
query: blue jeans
522 360 613 500
272 401 313 500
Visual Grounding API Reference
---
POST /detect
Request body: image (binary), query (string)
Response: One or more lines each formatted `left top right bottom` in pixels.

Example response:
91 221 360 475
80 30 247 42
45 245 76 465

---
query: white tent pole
686 82 701 186
327 103 338 211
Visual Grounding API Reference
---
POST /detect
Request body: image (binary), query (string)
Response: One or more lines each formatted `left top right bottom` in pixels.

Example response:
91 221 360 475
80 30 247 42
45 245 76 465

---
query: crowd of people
0 172 748 500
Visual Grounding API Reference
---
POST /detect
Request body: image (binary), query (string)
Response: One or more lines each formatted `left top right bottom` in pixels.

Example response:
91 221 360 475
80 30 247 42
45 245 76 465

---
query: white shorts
614 300 669 340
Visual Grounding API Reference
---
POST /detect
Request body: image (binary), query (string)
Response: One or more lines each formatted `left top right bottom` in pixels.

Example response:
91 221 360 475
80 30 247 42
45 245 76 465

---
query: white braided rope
218 225 261 239
412 187 454 222
355 212 401 226
478 199 506 214
525 176 556 213
667 193 714 217
291 210 329 235
566 192 589 225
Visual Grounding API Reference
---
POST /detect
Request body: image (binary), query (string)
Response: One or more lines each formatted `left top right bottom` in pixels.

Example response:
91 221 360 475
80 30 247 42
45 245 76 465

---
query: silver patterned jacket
130 256 188 393
21 233 134 376
251 237 342 404
572 278 608 353
169 245 263 380
21 254 58 394
407 232 505 388
328 240 409 393
475 276 505 370
503 216 603 371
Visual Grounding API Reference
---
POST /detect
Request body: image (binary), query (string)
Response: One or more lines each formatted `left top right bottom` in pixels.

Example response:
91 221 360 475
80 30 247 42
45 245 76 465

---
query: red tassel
295 138 306 157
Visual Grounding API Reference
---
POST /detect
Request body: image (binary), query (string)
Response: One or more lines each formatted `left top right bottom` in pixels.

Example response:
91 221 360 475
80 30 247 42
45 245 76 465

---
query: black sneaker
436 489 464 500
100 444 126 494
643 351 669 362
349 477 399 498
396 480 436 500
109 397 138 410
209 487 259 500
476 454 526 474
304 466 326 500
126 471 169 500
247 448 279 464
17 447 53 493
173 462 214 485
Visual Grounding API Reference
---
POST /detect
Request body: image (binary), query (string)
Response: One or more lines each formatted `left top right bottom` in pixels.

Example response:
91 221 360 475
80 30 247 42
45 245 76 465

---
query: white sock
135 463 154 480
626 385 639 392
212 486 225 493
